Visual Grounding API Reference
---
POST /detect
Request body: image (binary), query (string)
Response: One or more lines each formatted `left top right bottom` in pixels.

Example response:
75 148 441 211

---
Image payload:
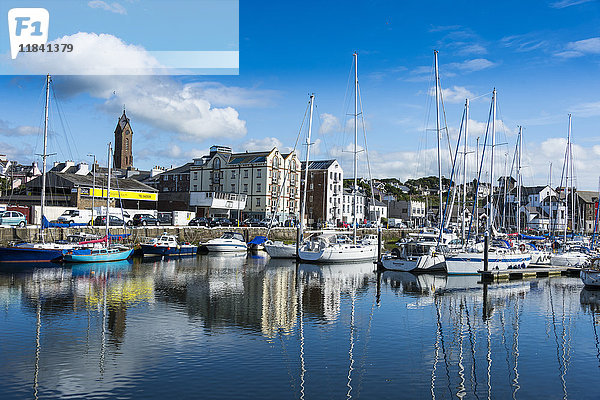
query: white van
57 209 93 224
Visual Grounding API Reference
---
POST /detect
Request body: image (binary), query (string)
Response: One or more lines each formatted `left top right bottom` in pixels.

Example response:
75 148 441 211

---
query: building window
231 171 236 179
310 183 314 190
244 169 248 178
291 160 296 171
231 184 235 192
309 195 313 202
257 183 262 192
214 158 221 169
193 185 197 191
256 198 261 206
257 169 262 178
243 184 248 192
193 172 198 180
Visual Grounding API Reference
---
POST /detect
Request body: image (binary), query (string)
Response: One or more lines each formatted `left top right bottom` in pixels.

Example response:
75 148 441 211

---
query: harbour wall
0 226 409 245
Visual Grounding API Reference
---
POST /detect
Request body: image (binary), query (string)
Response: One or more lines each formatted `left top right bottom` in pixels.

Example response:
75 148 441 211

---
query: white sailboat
445 89 532 274
382 50 454 272
551 114 590 267
265 94 316 259
298 52 377 263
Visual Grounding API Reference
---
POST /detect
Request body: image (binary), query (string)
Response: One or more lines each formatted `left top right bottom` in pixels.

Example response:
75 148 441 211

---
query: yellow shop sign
82 188 157 201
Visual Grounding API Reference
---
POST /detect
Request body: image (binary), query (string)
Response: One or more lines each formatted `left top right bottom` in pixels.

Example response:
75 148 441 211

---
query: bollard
483 230 489 272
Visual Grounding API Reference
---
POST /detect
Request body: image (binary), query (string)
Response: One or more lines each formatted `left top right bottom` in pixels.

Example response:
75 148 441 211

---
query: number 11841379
19 43 73 52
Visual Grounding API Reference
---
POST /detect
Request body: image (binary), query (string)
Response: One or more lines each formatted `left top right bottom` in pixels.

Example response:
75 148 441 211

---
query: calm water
1 254 599 399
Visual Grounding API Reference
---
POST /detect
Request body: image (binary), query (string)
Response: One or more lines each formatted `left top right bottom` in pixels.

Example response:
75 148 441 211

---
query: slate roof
301 160 337 170
25 171 157 192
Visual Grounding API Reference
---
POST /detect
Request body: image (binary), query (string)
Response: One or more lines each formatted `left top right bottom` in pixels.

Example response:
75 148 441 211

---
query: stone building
114 110 133 169
189 146 301 221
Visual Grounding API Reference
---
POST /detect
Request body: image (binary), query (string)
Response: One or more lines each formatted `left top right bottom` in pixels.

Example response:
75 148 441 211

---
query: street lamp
87 153 96 226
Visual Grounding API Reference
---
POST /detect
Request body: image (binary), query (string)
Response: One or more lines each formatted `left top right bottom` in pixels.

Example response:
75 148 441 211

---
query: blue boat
140 234 198 256
63 246 134 263
0 244 66 263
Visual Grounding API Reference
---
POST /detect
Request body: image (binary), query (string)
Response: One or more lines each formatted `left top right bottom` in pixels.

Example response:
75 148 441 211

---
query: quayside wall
0 226 409 245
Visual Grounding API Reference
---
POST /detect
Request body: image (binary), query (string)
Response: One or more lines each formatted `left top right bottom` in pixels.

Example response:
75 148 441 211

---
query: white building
342 187 366 225
190 146 301 221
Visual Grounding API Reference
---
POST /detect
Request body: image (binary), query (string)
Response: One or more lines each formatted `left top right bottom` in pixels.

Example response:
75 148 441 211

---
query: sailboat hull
445 252 531 274
63 248 133 263
0 246 65 263
298 243 377 263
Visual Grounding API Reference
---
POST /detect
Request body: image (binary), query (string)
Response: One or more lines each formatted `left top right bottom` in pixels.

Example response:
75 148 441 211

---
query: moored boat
140 233 198 256
63 246 134 263
203 232 247 252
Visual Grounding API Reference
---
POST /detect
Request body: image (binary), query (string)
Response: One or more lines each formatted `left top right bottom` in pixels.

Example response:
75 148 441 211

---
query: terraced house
189 145 301 222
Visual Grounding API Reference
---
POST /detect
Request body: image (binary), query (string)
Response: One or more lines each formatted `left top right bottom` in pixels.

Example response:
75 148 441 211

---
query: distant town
0 110 597 233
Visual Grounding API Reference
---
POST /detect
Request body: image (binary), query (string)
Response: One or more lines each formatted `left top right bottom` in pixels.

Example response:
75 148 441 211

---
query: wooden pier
480 265 582 282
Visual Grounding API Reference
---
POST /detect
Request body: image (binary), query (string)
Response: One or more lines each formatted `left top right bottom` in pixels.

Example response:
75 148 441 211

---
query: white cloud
556 37 600 58
88 1 127 15
0 120 39 136
187 82 278 108
448 58 496 72
16 33 249 142
569 101 600 117
550 0 595 8
319 113 341 134
428 85 474 104
14 32 162 75
241 137 285 152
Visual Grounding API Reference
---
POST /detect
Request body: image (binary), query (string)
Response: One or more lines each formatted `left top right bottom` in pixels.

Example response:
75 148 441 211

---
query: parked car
188 217 210 227
337 221 349 229
0 211 26 227
93 215 126 226
210 217 233 227
259 218 281 227
157 212 172 225
133 213 160 226
243 218 262 227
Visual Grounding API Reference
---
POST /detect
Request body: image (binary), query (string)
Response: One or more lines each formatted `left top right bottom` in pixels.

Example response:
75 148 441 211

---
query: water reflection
0 256 593 399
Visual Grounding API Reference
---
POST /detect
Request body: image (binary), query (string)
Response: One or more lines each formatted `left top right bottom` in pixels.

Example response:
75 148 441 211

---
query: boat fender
519 244 526 252
177 245 181 249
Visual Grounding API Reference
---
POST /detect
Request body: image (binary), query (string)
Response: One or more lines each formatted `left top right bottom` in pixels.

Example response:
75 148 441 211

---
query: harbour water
1 254 599 399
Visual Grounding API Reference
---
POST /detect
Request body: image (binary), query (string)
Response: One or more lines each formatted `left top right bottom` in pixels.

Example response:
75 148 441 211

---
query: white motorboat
264 240 297 258
203 232 247 252
381 228 458 272
581 258 600 288
298 233 377 263
551 249 590 267
445 245 531 275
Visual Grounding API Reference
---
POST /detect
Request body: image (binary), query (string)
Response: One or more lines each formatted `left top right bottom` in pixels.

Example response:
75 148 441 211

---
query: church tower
114 109 133 169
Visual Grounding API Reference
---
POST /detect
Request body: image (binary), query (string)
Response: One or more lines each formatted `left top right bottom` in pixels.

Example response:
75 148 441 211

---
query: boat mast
488 88 497 234
462 98 469 243
570 114 575 235
564 115 571 243
517 126 522 237
40 74 50 241
353 52 358 243
106 142 112 242
549 162 553 236
300 94 314 237
434 50 443 230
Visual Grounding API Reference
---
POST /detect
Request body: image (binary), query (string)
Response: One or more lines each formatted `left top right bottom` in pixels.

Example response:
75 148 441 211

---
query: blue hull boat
63 247 133 263
140 244 198 256
0 245 65 263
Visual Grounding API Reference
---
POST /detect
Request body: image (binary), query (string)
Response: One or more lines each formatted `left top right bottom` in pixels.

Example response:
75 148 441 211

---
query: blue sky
1 0 600 188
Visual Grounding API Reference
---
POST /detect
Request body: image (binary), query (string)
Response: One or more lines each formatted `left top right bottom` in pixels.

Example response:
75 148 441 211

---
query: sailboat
0 75 78 263
445 89 532 274
382 50 456 272
550 114 591 267
63 143 133 262
297 52 378 263
265 94 315 259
